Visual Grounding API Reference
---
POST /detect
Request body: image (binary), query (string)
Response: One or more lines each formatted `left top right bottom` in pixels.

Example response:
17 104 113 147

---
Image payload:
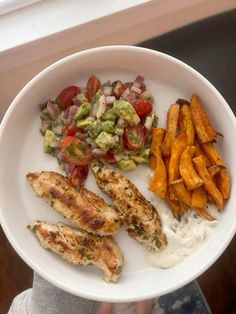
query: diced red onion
117 118 124 126
103 85 112 96
126 92 138 103
92 148 106 158
75 132 86 140
131 85 142 94
47 100 60 119
39 100 50 110
52 124 63 135
40 120 51 134
86 137 97 148
134 75 144 88
63 106 70 119
144 115 154 131
69 105 78 118
72 97 81 106
121 88 130 100
105 96 116 104
114 135 119 142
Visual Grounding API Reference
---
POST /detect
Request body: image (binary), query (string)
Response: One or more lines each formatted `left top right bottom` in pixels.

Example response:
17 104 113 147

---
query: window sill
0 0 235 72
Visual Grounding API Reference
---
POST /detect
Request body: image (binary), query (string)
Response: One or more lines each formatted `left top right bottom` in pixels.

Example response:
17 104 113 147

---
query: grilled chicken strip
26 171 120 236
91 162 167 251
28 221 123 282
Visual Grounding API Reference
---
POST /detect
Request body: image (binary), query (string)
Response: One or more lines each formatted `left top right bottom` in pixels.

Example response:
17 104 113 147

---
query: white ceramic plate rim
0 45 236 302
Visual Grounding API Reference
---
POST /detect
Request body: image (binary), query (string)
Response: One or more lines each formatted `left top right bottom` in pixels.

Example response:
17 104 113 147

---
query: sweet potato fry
149 154 167 198
170 179 192 207
163 155 170 169
176 98 190 106
215 168 230 199
193 207 215 221
207 194 214 203
180 201 189 214
165 193 181 220
168 131 187 183
199 142 224 166
190 93 216 143
194 138 211 167
178 104 195 145
149 155 157 170
191 186 207 209
167 184 179 201
180 146 204 190
150 128 166 156
193 155 223 210
149 128 166 170
162 104 180 156
207 165 222 178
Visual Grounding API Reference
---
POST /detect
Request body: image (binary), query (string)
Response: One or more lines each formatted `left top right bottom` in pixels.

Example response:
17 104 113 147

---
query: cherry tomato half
133 99 152 117
63 124 84 136
123 124 145 150
118 82 132 95
60 136 92 166
56 85 80 110
103 149 116 163
68 164 89 186
86 75 101 102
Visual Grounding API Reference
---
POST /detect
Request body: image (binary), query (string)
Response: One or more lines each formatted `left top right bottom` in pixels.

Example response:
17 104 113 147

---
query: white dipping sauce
147 199 219 268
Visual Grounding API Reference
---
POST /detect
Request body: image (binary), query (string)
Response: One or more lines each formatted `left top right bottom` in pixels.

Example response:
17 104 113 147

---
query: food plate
0 46 236 302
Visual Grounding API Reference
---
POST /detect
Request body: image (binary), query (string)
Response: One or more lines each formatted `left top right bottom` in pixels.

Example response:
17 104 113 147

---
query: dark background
1 9 236 314
139 9 236 111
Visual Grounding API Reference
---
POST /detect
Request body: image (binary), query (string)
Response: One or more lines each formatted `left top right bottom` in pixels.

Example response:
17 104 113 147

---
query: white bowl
0 46 235 302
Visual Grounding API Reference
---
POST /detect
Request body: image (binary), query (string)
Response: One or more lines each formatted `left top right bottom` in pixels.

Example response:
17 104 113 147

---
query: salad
39 75 158 187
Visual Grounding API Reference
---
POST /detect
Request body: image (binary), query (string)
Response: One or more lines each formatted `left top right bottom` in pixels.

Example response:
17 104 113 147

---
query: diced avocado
51 124 63 135
101 107 117 121
140 148 150 158
117 159 136 170
96 94 106 118
101 120 115 133
95 131 116 151
40 108 49 120
113 100 140 125
73 93 89 104
43 129 58 153
76 117 95 129
131 148 150 163
92 89 103 103
74 102 91 120
90 120 102 137
114 126 124 136
131 156 147 164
